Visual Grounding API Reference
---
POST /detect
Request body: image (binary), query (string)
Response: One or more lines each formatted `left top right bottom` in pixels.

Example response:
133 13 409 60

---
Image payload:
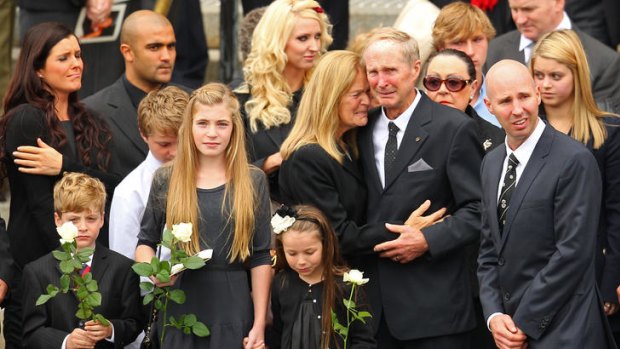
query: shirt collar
144 151 164 173
122 74 149 109
379 89 422 130
504 117 546 167
519 12 572 52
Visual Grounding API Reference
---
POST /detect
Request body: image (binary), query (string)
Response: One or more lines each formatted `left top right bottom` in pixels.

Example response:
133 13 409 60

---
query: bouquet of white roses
132 222 211 346
36 222 110 327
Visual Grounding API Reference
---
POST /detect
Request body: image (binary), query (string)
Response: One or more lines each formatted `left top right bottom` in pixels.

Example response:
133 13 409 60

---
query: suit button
498 258 505 266
503 292 510 301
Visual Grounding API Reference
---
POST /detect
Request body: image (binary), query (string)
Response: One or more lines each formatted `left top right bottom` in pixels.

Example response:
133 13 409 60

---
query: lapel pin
415 137 421 142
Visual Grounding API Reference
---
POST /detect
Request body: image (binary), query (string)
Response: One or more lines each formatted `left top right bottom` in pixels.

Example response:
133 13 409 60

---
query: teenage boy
109 86 188 259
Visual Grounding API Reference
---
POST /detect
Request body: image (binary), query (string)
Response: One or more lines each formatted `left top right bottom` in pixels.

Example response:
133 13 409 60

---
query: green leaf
76 304 92 320
76 248 94 262
86 292 102 307
357 311 372 319
162 229 173 246
36 294 54 306
140 281 154 293
192 321 210 337
73 274 85 286
160 261 172 273
86 279 98 292
343 299 356 309
132 262 154 277
182 256 205 270
59 260 75 274
143 293 154 305
71 259 83 270
155 269 170 283
93 313 110 326
169 289 186 304
52 250 71 261
153 287 165 296
76 287 89 300
154 298 163 310
82 272 93 283
183 314 197 326
150 256 161 272
183 327 191 335
46 284 59 295
60 274 70 292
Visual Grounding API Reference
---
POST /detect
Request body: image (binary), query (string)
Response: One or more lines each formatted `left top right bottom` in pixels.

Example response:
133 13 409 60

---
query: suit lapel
341 154 365 184
91 244 110 285
499 126 554 251
106 79 148 155
384 94 431 190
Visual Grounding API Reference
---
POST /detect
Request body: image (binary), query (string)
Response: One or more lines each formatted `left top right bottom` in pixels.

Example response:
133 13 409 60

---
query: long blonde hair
166 83 256 261
281 50 364 163
239 0 332 132
530 29 612 149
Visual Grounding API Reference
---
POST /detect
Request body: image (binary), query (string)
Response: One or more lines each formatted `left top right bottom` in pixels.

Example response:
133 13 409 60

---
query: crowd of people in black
0 0 619 348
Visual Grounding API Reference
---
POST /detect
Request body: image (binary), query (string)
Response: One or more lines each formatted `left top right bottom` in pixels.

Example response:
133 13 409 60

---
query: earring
38 74 43 78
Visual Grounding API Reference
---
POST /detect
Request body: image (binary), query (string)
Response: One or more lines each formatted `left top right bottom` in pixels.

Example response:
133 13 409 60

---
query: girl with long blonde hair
234 0 332 202
530 29 620 319
136 83 272 349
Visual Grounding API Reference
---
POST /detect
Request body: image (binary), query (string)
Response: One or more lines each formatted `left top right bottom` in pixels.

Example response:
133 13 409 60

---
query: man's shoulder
82 78 125 108
96 245 134 270
575 29 620 61
489 30 521 48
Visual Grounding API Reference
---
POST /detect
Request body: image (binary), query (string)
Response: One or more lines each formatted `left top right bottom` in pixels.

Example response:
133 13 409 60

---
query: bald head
121 10 172 46
486 60 536 100
485 60 541 150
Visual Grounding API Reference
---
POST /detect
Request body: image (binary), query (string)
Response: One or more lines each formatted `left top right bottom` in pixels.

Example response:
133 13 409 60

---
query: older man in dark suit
83 10 178 179
478 59 615 349
359 28 483 349
485 0 620 112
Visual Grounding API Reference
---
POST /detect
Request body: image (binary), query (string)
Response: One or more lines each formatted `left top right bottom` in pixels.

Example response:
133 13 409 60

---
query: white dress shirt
109 152 162 259
372 90 422 188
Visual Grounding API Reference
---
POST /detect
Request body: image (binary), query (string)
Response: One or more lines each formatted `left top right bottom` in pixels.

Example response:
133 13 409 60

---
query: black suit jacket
357 92 483 340
21 244 142 349
485 28 620 111
478 124 615 347
83 77 148 179
0 216 14 307
279 143 392 265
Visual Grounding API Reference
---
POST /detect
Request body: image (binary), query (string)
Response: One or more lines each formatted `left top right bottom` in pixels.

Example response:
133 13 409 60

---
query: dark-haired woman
0 22 116 345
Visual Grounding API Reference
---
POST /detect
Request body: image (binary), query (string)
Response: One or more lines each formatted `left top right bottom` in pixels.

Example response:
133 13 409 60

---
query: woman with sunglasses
530 29 620 336
423 48 503 349
424 49 504 153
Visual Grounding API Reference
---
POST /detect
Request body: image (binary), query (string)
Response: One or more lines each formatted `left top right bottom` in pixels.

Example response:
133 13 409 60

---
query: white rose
343 269 369 286
197 249 213 260
57 222 78 245
171 223 193 243
271 214 295 234
170 263 184 275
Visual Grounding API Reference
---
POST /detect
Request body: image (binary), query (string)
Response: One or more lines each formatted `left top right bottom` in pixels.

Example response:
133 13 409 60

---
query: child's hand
243 333 266 349
84 319 113 342
66 328 96 349
149 274 178 287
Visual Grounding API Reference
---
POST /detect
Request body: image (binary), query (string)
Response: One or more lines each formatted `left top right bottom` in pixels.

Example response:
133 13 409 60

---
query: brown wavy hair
0 22 111 170
274 205 349 349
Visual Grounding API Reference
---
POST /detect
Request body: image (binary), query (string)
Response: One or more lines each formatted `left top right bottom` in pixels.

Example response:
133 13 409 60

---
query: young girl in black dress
271 205 376 349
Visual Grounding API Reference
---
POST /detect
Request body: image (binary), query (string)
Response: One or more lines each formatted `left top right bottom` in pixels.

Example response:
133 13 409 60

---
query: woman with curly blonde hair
235 0 332 202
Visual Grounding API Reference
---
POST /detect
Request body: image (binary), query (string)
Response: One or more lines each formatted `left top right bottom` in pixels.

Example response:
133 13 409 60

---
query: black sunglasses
423 76 472 92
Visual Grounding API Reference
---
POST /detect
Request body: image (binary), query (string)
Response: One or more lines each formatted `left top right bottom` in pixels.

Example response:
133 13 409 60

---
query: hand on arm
373 224 429 263
262 152 283 175
404 200 447 229
13 138 62 176
489 314 528 349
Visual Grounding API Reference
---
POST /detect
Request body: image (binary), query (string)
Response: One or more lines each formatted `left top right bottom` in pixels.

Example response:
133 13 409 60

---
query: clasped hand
373 200 446 264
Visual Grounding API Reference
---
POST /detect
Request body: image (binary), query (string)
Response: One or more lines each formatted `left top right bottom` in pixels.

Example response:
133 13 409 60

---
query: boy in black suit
21 172 142 349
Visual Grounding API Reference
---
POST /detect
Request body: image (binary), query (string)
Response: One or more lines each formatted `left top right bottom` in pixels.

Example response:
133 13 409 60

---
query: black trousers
377 314 472 349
